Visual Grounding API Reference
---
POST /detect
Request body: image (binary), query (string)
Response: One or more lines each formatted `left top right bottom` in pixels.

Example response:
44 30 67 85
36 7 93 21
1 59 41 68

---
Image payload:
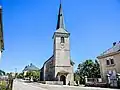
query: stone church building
40 3 74 85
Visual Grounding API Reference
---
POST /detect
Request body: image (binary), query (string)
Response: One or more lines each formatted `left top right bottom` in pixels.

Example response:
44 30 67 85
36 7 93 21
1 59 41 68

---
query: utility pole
15 68 17 78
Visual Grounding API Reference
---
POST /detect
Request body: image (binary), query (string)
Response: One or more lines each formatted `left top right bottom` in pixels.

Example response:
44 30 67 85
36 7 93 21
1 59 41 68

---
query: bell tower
41 1 74 85
53 3 71 67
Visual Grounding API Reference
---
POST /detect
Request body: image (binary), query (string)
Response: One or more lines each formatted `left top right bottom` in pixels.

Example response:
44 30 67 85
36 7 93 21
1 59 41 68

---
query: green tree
92 60 101 78
25 70 40 81
0 70 5 76
25 71 32 80
17 73 24 79
75 59 101 84
70 60 75 66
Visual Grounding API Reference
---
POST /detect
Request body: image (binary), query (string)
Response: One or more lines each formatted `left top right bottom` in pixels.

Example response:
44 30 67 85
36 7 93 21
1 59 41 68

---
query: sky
0 0 120 73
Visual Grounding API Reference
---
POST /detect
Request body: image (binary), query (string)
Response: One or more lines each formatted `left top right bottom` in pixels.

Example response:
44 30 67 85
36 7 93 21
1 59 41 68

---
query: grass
0 80 7 90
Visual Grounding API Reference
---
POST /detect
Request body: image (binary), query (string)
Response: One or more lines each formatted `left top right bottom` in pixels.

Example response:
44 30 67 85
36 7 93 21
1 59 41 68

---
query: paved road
13 79 46 90
12 79 118 90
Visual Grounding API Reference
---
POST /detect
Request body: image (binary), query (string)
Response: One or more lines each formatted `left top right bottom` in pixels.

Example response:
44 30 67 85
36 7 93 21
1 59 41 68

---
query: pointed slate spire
56 2 65 30
0 5 4 52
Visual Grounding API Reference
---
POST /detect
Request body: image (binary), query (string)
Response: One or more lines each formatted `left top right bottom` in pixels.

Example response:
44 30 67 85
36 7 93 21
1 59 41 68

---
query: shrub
0 81 7 90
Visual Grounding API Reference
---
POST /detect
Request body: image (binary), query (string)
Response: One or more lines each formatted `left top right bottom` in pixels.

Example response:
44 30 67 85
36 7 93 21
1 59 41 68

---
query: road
12 79 118 90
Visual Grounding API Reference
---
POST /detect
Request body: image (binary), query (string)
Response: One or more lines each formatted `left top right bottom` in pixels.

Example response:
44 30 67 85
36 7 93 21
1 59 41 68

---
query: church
40 3 74 85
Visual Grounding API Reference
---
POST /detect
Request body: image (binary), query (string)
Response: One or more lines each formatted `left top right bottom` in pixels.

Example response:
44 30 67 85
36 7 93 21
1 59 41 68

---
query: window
106 60 110 65
110 59 114 65
107 70 112 75
61 37 65 43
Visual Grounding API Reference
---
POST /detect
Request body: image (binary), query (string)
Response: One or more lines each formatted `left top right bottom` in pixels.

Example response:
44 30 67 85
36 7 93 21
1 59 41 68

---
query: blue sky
0 0 120 72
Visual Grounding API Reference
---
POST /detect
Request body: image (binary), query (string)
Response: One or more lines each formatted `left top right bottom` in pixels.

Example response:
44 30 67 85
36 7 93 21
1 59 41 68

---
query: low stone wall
39 81 63 85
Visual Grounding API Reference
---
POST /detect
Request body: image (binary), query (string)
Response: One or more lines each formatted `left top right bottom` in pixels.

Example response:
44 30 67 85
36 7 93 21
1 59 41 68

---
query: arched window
61 37 65 43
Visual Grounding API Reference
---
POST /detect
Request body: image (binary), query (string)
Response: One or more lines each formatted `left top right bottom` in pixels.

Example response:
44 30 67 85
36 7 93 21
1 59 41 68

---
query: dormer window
61 37 65 43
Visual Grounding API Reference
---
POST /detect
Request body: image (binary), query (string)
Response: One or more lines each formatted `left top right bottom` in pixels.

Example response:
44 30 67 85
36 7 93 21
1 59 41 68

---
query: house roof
23 63 39 72
98 42 120 58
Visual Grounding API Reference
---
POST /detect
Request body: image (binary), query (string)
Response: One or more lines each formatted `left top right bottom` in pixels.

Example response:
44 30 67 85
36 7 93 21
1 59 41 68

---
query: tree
70 60 75 66
75 59 101 84
0 70 5 76
74 70 81 85
25 70 40 81
92 60 101 78
25 71 32 80
15 73 18 78
17 73 24 79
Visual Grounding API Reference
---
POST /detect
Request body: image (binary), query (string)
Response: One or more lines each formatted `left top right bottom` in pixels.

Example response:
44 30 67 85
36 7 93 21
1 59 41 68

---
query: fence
85 77 108 88
87 78 102 83
85 77 120 88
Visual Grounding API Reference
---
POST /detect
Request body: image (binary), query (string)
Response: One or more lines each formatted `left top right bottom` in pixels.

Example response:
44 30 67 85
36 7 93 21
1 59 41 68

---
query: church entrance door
60 75 66 85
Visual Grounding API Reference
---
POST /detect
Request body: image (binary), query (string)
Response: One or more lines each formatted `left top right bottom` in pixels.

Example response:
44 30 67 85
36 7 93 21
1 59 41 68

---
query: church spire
56 2 65 30
0 6 4 52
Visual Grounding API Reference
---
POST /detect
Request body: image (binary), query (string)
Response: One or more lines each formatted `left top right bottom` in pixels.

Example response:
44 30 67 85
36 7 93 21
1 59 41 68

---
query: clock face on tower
60 43 65 49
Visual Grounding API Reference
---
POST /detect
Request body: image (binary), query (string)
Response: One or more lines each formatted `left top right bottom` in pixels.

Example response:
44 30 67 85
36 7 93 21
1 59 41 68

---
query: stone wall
44 56 55 81
55 66 74 85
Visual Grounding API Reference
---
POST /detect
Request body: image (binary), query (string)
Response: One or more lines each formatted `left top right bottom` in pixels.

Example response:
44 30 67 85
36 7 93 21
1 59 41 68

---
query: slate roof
43 55 54 66
0 6 4 52
23 63 39 72
56 3 65 30
100 42 120 56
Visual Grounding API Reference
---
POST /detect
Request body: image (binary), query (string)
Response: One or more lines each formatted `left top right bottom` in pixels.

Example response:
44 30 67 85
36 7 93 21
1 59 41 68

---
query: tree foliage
70 60 75 66
0 70 5 76
74 59 101 84
17 73 24 79
25 70 40 81
0 81 7 90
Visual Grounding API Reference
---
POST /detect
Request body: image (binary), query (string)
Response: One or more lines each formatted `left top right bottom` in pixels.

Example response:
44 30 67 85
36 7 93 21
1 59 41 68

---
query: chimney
113 42 116 46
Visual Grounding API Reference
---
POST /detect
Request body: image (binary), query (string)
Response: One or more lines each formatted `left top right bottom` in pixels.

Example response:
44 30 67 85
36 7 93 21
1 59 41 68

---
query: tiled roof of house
23 63 39 72
100 42 120 56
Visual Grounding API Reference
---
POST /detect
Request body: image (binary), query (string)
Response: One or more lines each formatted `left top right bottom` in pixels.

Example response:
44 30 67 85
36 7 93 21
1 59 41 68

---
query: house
23 63 39 76
97 42 120 86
